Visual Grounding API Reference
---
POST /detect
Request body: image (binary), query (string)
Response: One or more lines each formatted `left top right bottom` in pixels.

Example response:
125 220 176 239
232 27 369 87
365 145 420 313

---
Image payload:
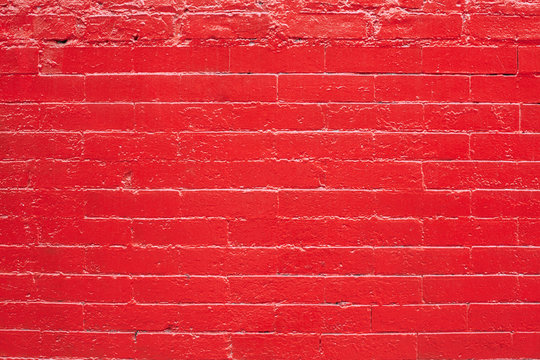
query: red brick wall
1 0 539 359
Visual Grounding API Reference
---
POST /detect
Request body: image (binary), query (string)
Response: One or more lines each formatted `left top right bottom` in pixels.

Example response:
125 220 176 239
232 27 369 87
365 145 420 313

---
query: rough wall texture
0 0 540 359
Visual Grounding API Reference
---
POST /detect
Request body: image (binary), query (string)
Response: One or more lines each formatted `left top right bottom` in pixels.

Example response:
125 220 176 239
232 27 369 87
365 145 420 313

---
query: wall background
0 0 539 359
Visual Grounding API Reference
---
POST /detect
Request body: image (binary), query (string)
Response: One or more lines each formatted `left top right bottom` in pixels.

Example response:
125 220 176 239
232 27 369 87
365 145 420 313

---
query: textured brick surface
0 0 539 359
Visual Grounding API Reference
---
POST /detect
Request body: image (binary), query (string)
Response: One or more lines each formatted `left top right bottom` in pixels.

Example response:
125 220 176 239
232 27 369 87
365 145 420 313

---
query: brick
472 190 540 217
134 276 230 303
0 217 39 245
0 246 85 273
373 133 469 160
322 334 417 360
424 218 517 246
279 75 374 102
0 274 35 301
326 47 422 73
375 75 469 102
179 190 278 217
135 103 324 131
518 276 540 302
419 333 513 360
0 161 30 187
40 332 135 359
521 104 540 132
32 15 78 40
86 304 274 332
30 160 130 189
468 15 540 40
184 13 271 39
0 330 41 357
513 333 540 359
232 334 320 360
378 13 462 39
0 190 85 217
374 190 470 217
471 76 540 103
39 103 135 130
373 247 470 275
0 303 83 330
283 14 370 39
180 74 277 101
230 276 324 303
325 276 422 304
86 247 181 274
134 46 228 72
0 133 82 160
423 275 519 303
372 305 467 332
85 15 174 40
83 133 177 160
325 104 424 131
326 161 422 189
230 46 324 73
471 134 540 160
520 220 540 246
278 190 376 217
36 274 132 302
230 218 422 246
275 305 371 333
469 304 540 331
423 104 519 131
132 219 228 246
0 75 84 102
42 47 133 73
0 48 38 74
85 190 182 218
423 161 540 189
423 47 517 74
179 248 278 275
472 247 540 274
39 218 131 246
519 47 540 73
0 104 40 130
136 333 229 360
0 15 33 40
85 75 181 102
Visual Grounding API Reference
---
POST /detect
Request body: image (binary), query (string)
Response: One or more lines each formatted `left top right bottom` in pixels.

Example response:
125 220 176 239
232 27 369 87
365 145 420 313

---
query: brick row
2 75 540 103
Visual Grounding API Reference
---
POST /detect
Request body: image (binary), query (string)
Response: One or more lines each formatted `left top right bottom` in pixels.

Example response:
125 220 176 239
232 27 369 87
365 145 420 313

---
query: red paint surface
0 0 539 358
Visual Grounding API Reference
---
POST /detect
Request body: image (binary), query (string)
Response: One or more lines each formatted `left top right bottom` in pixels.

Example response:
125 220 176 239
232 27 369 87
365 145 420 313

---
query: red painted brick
0 48 38 74
279 75 374 102
137 333 229 360
424 218 517 246
0 217 39 246
39 218 131 245
283 14 370 39
134 46 228 72
42 47 133 73
230 46 324 73
513 333 540 359
520 220 540 246
471 76 540 103
468 15 540 40
40 332 135 359
0 104 40 130
471 134 540 160
232 334 320 360
33 15 78 40
84 133 177 160
423 47 517 74
230 276 324 303
322 334 417 360
85 15 174 40
326 47 422 73
135 103 324 131
472 247 540 274
0 274 35 301
423 275 519 303
521 104 540 132
230 218 422 246
325 104 424 131
132 219 228 246
0 303 83 330
0 75 84 102
134 276 230 303
184 13 271 39
36 274 132 302
375 75 469 102
519 47 540 73
423 104 519 131
419 333 513 360
472 190 540 217
275 305 370 333
519 276 540 302
0 330 41 357
372 305 467 332
469 304 540 331
40 103 135 130
378 13 462 39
